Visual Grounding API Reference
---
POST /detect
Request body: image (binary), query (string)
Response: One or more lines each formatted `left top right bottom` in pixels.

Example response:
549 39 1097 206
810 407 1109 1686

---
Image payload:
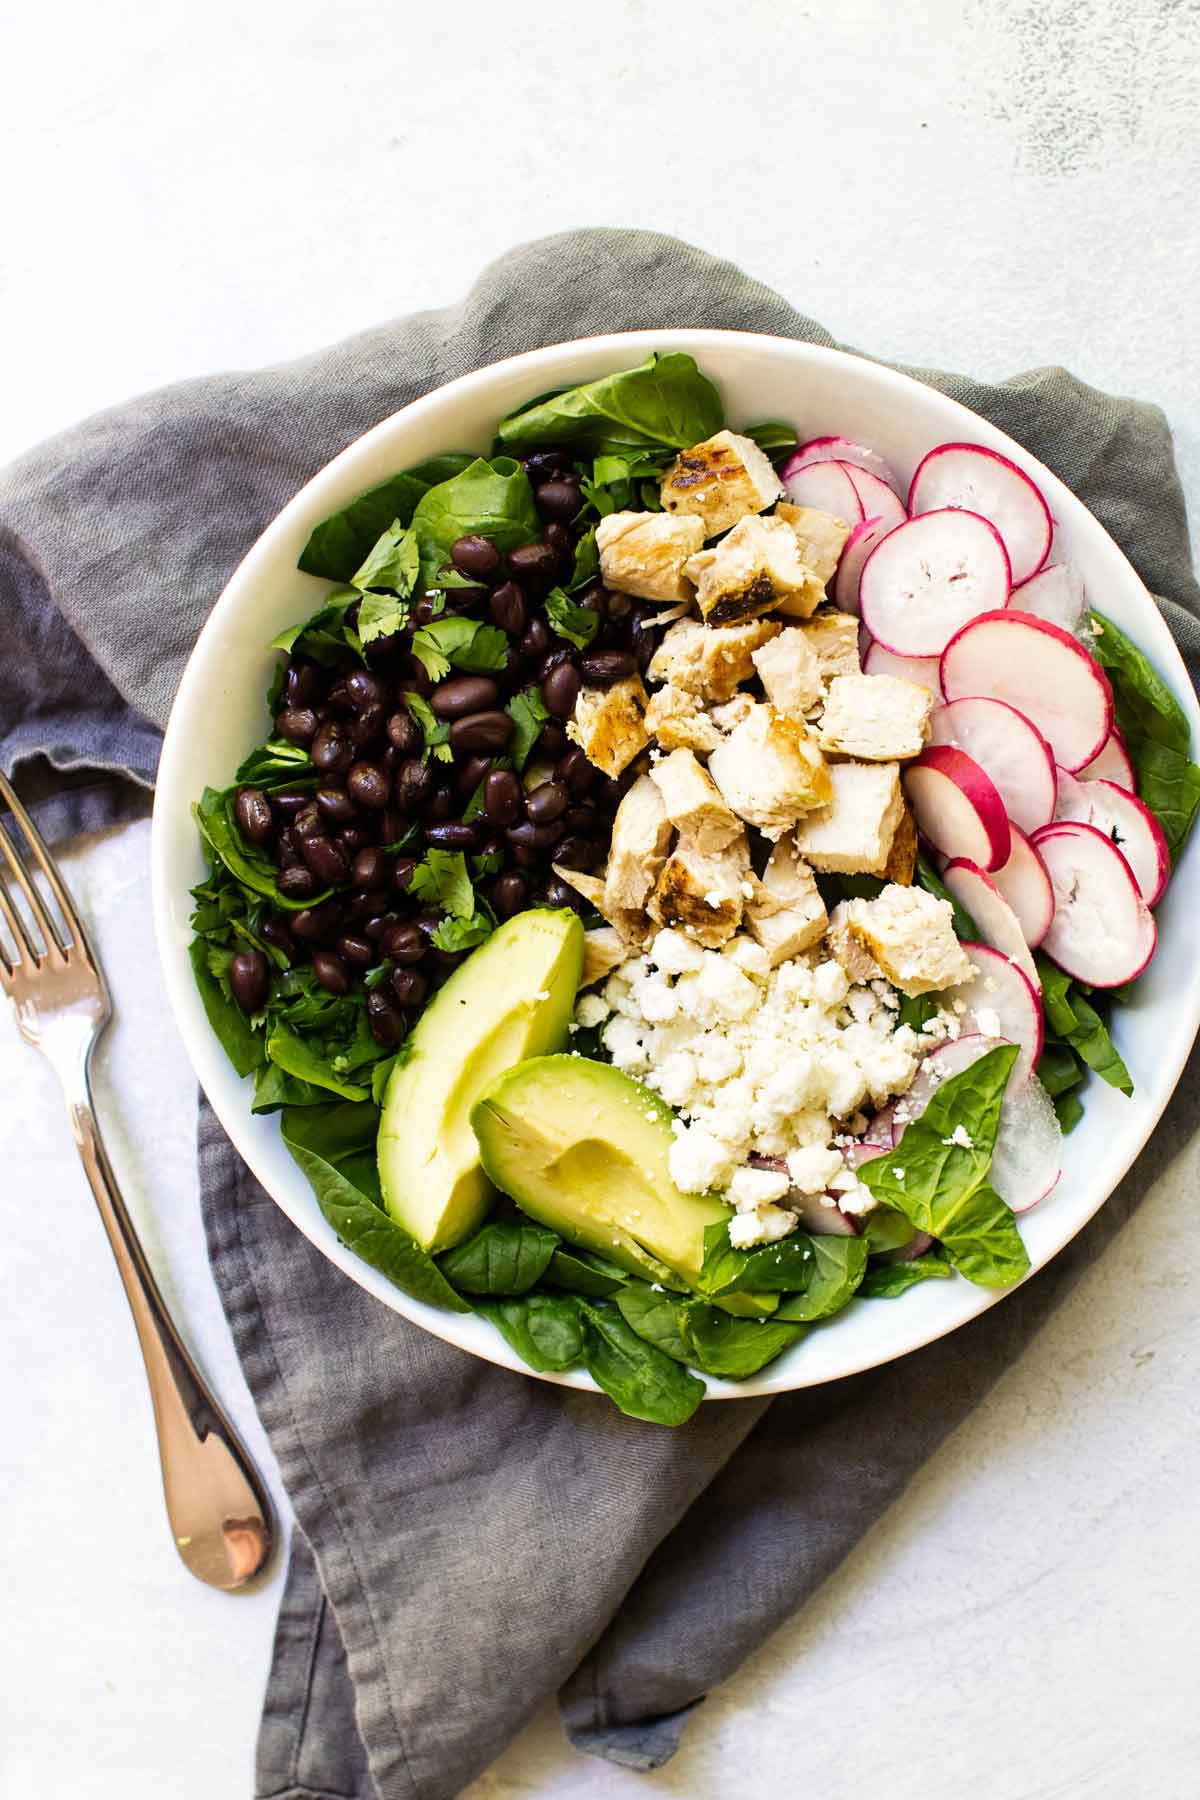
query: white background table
3 2 1199 1795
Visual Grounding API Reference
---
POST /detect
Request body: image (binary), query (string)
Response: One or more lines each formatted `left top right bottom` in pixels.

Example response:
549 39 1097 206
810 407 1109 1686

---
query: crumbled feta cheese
813 960 850 1007
729 1204 798 1249
575 993 609 1030
728 1165 791 1209
943 1123 974 1149
975 1006 1002 1039
786 1143 845 1193
833 1175 875 1216
649 927 705 976
669 1123 739 1194
656 1051 698 1109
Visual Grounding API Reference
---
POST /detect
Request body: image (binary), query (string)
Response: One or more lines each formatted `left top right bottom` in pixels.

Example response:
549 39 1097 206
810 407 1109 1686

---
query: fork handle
66 1064 274 1589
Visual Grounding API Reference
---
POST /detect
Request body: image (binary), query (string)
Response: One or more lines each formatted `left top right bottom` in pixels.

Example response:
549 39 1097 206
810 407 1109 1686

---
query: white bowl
151 329 1200 1399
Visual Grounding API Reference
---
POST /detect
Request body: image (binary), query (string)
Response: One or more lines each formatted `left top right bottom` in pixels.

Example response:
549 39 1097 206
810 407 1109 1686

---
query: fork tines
0 772 82 971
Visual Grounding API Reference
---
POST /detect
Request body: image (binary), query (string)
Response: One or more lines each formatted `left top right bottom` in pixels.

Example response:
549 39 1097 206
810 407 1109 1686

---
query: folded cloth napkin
3 228 1199 1800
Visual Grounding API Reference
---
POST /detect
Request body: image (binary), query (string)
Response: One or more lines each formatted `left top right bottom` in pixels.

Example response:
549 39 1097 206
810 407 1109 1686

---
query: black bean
285 661 320 707
387 711 421 755
543 521 574 566
540 722 567 758
364 910 399 943
606 590 631 620
411 594 440 626
490 872 527 918
539 645 576 680
499 648 524 691
525 779 569 824
541 662 580 718
483 768 523 827
510 844 541 869
399 658 433 699
450 534 503 581
345 886 388 922
291 900 343 942
395 758 435 812
488 581 527 636
366 990 406 1046
258 913 296 962
272 790 313 820
379 807 403 844
337 934 375 968
522 448 572 483
275 707 318 745
545 877 587 914
554 834 603 871
352 846 387 889
391 967 430 1007
311 949 351 995
518 616 551 660
507 819 565 852
336 826 370 856
380 744 400 774
346 670 387 709
448 711 514 754
431 676 501 721
348 704 387 749
293 803 324 841
234 787 274 845
563 803 598 833
311 720 354 774
441 582 489 614
535 478 583 522
595 777 624 816
275 829 300 868
324 677 356 716
626 615 655 672
382 921 426 965
427 786 454 821
315 785 356 826
557 747 595 796
300 835 349 885
455 755 493 802
229 950 269 1014
424 821 478 850
390 856 418 895
506 542 559 590
579 648 638 684
347 761 390 810
278 864 318 900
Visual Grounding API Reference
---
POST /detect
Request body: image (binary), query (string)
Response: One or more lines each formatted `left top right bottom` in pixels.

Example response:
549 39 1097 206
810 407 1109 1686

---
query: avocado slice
471 1054 732 1289
378 909 583 1252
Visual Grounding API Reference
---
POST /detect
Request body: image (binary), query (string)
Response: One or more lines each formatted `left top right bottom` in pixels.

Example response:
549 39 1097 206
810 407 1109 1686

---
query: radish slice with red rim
940 609 1113 772
988 1075 1062 1214
787 1193 861 1236
989 826 1055 948
781 459 865 522
834 516 891 616
1013 562 1086 635
941 859 1041 989
939 949 1044 1084
1052 774 1168 906
893 1033 1003 1130
908 442 1052 585
1031 821 1157 986
929 696 1056 834
902 745 1011 870
1078 727 1136 793
785 436 900 493
860 510 1011 656
842 465 906 532
863 640 942 697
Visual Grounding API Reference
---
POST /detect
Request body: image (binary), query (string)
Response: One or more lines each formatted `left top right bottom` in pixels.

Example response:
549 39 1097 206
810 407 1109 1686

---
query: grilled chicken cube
817 673 933 761
595 510 706 604
603 775 674 915
580 926 630 988
708 693 758 733
685 515 824 625
643 682 723 755
552 865 650 949
647 831 750 949
659 429 783 537
799 610 861 682
649 749 742 855
567 674 650 778
883 805 917 884
774 502 851 587
792 760 905 874
707 703 832 839
647 615 781 701
745 842 828 965
828 887 974 997
752 627 824 718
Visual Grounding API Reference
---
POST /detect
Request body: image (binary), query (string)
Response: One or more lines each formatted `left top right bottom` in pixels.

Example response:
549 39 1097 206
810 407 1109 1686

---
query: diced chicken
828 887 974 997
567 674 650 778
774 502 852 587
643 682 723 755
817 673 933 761
825 905 884 985
604 775 673 914
595 511 706 604
580 926 628 989
647 615 781 701
799 610 861 682
552 864 649 949
684 515 824 625
752 627 824 718
793 761 905 874
708 693 758 733
745 843 828 965
649 749 742 854
707 703 832 839
648 831 749 949
884 805 917 884
659 429 783 537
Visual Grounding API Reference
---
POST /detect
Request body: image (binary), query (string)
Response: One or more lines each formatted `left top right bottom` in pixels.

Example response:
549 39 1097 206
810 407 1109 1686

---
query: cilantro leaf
408 849 475 920
505 686 549 771
350 519 420 597
410 616 508 682
545 586 599 649
404 692 454 763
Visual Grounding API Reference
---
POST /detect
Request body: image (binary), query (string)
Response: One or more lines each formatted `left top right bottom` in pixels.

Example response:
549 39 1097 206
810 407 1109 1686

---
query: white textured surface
2 1 1198 1795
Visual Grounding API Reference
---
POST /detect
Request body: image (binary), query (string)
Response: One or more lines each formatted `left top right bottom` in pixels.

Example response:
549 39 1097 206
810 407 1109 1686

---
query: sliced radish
908 442 1052 585
880 1230 938 1263
989 1075 1062 1213
863 640 943 698
835 516 892 616
903 745 1011 871
1051 775 1168 906
860 510 1011 657
862 1105 897 1148
929 696 1056 834
842 465 907 532
940 610 1113 772
785 436 901 493
989 827 1055 948
939 947 1045 1086
858 621 874 662
1078 727 1136 793
941 859 1041 989
782 459 865 523
1031 821 1157 986
844 1140 888 1172
893 1034 1001 1131
1013 562 1086 635
787 1193 861 1236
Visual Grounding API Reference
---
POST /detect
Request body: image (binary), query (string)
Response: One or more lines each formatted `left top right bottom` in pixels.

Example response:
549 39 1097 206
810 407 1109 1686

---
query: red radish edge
785 436 900 492
1030 821 1157 986
903 744 1011 870
907 440 1053 585
834 515 892 616
1078 727 1136 793
939 609 1114 772
989 826 1055 948
941 858 1041 989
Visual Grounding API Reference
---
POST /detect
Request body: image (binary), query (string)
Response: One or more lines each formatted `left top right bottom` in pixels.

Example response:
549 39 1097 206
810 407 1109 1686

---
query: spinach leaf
193 787 330 912
437 1222 559 1296
187 937 264 1077
1036 1039 1085 1098
404 692 454 763
543 1247 628 1298
478 1294 585 1372
280 1106 468 1312
898 992 939 1031
252 1061 326 1112
269 586 362 665
496 352 723 455
505 687 549 771
1055 1090 1086 1134
297 455 475 581
578 1300 705 1425
744 420 799 466
266 1020 373 1102
544 586 600 649
233 740 315 789
411 456 539 559
409 848 475 919
680 1304 806 1379
1035 953 1133 1095
860 1045 1029 1287
915 851 978 939
775 1235 869 1321
859 1250 953 1298
698 1221 816 1296
861 1207 917 1254
1090 608 1200 861
410 616 508 681
615 1283 693 1362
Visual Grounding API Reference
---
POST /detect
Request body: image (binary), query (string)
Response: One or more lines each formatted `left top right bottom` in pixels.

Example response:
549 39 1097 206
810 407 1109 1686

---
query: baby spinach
680 1305 806 1379
505 687 550 771
187 937 264 1078
266 1020 373 1103
860 1045 1030 1287
1036 955 1133 1095
615 1283 693 1362
495 352 723 456
698 1222 816 1296
410 456 540 558
544 586 600 649
269 587 363 665
194 787 330 912
1055 1091 1086 1135
297 454 475 582
280 1104 468 1313
543 1248 628 1299
861 1206 918 1255
859 1249 953 1299
775 1235 869 1321
915 851 979 939
1036 1039 1086 1099
437 1222 558 1296
252 1061 326 1113
477 1294 585 1373
744 420 799 466
578 1300 705 1425
1090 608 1200 860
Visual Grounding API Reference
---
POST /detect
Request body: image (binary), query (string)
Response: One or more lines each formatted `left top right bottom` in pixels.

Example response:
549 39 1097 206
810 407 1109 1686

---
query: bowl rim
151 326 1200 1401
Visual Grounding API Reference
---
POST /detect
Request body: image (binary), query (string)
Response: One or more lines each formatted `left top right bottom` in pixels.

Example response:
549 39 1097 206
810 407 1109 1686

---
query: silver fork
0 771 273 1589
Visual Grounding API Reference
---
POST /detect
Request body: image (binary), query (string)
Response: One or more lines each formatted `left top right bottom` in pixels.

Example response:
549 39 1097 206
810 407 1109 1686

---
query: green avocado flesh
378 910 584 1252
471 1054 731 1289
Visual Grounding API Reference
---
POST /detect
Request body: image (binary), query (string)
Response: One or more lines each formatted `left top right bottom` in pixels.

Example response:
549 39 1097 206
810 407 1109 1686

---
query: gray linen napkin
3 228 1198 1800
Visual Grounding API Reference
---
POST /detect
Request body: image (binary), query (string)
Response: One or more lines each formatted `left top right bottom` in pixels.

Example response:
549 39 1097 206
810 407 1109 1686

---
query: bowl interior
151 329 1200 1398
